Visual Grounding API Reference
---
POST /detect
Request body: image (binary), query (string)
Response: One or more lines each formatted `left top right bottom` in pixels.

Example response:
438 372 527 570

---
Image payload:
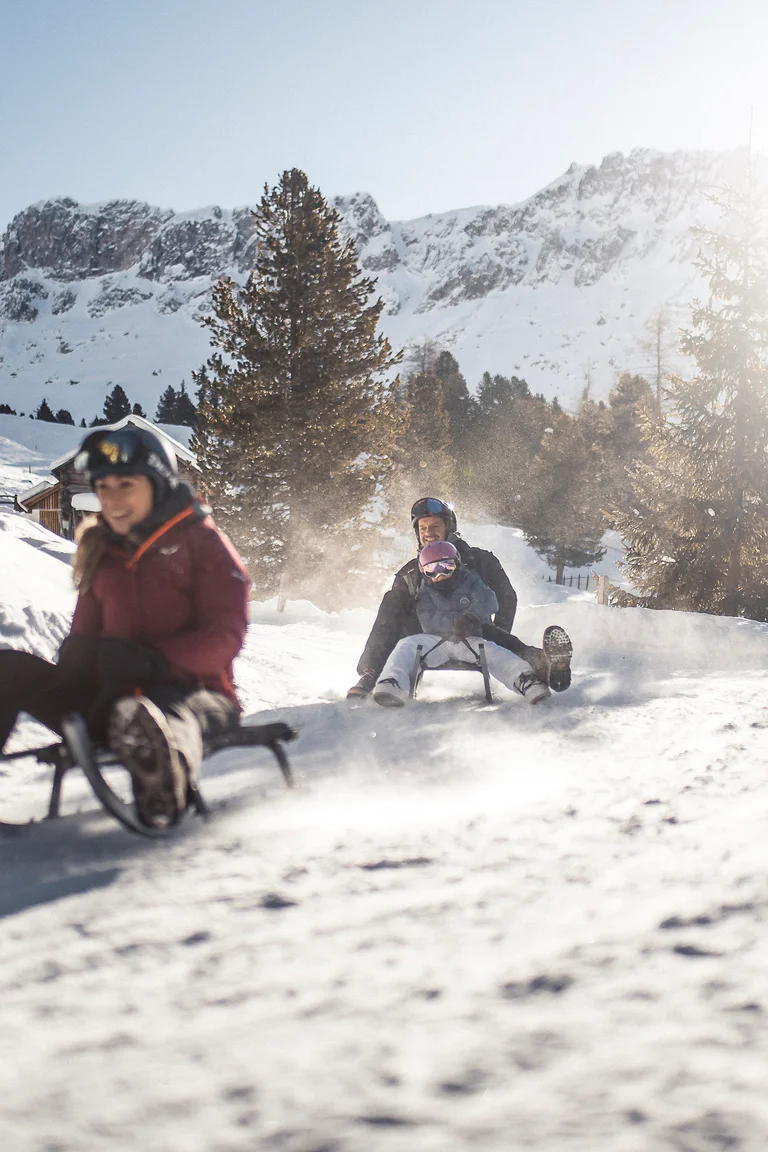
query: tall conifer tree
612 160 768 617
35 399 56 422
155 385 179 424
175 381 197 427
519 406 607 582
193 169 401 602
102 385 131 423
465 372 550 523
387 367 455 512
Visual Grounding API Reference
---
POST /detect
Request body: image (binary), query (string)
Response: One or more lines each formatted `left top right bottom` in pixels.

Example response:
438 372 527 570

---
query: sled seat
0 716 297 837
409 639 493 703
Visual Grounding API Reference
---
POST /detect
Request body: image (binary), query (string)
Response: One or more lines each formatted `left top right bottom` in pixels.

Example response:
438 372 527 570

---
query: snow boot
108 696 188 828
373 678 407 708
514 672 551 705
347 669 377 700
542 625 573 692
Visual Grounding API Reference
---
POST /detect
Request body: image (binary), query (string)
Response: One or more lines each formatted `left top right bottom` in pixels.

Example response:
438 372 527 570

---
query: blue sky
2 0 767 228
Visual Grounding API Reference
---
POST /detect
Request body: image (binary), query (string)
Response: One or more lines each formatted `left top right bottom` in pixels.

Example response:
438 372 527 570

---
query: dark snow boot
347 669 377 700
108 697 188 828
543 625 573 692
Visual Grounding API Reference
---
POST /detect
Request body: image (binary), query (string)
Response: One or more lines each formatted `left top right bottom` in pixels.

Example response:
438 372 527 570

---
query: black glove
95 638 171 689
452 613 481 639
57 635 101 677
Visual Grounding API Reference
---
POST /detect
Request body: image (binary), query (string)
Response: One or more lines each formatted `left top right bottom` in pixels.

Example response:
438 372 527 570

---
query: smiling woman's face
94 474 153 535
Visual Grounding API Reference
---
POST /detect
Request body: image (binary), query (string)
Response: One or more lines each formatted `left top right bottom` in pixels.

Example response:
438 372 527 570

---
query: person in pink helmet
372 540 550 707
350 496 572 701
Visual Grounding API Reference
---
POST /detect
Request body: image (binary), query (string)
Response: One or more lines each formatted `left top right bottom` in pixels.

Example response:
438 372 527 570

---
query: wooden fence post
276 572 287 614
596 574 609 606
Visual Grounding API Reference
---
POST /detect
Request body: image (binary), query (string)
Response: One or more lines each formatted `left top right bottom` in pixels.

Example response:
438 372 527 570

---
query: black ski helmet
411 496 457 539
74 425 179 503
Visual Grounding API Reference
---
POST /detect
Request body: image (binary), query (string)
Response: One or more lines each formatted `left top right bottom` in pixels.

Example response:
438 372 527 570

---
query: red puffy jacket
69 506 250 707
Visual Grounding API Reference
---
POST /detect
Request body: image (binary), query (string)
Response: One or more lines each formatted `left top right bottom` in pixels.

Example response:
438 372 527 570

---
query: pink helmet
418 539 459 578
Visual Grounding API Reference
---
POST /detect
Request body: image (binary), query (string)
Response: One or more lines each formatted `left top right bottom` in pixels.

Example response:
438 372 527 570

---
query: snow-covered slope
0 512 75 659
2 427 768 1147
0 148 745 422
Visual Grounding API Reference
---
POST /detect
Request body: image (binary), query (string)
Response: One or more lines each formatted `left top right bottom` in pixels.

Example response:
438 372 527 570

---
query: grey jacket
415 567 499 637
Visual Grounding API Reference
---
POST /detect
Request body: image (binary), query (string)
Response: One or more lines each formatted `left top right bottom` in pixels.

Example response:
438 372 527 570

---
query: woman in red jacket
0 426 250 828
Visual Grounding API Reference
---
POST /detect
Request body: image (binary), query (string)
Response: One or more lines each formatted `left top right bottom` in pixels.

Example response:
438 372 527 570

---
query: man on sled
348 497 572 703
372 539 551 707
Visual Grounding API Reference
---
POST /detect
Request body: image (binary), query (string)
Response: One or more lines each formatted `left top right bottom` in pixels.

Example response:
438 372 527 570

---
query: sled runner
0 714 297 838
409 638 493 703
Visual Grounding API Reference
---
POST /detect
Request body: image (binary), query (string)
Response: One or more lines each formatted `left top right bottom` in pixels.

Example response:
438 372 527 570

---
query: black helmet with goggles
410 496 457 538
74 426 179 502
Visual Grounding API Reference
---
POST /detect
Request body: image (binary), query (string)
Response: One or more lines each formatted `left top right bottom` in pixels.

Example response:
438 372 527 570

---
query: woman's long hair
72 515 112 591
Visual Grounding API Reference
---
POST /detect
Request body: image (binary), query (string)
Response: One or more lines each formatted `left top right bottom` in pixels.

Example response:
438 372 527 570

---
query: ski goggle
411 497 451 521
421 558 457 578
74 429 149 474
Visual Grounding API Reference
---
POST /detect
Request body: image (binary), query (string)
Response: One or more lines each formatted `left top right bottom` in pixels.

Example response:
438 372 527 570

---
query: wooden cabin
19 416 198 540
16 480 62 534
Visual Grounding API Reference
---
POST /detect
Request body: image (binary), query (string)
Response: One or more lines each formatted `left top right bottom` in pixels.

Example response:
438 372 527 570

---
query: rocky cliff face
0 147 745 422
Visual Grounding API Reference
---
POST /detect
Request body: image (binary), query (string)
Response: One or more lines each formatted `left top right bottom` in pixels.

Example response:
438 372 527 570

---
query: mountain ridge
0 147 747 422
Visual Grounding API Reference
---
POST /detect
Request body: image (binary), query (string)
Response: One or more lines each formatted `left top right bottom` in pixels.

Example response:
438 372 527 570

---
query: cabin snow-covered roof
16 478 59 509
49 414 197 473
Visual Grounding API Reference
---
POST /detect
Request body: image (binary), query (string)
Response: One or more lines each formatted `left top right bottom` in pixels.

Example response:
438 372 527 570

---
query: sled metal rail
0 714 297 838
410 639 493 703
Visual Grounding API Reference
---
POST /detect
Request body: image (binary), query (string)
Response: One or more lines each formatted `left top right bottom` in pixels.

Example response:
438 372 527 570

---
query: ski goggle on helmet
411 497 457 536
419 540 459 579
74 427 178 494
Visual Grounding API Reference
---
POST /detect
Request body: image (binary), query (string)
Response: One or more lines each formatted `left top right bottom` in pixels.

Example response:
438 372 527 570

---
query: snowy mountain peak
0 147 749 421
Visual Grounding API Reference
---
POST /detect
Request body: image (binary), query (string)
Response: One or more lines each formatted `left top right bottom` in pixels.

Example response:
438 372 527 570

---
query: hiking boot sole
543 625 573 692
109 698 187 829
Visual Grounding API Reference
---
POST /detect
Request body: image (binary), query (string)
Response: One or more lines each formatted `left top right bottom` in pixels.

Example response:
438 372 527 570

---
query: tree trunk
556 546 566 585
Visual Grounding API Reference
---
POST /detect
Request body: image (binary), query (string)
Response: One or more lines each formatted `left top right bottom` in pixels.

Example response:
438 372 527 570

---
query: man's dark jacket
357 535 520 677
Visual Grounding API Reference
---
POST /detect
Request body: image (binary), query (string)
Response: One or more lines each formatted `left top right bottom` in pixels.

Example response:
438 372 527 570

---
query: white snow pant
377 634 532 694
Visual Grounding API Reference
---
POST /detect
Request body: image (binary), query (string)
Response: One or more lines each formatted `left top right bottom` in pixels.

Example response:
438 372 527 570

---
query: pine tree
433 351 477 483
174 380 197 427
611 161 768 617
0 403 17 415
434 352 477 441
608 374 654 455
387 368 454 514
155 385 178 423
35 399 57 422
465 372 550 523
132 402 147 418
404 338 439 376
602 373 655 512
639 305 681 411
102 385 131 423
55 408 75 425
192 168 401 603
519 406 607 583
